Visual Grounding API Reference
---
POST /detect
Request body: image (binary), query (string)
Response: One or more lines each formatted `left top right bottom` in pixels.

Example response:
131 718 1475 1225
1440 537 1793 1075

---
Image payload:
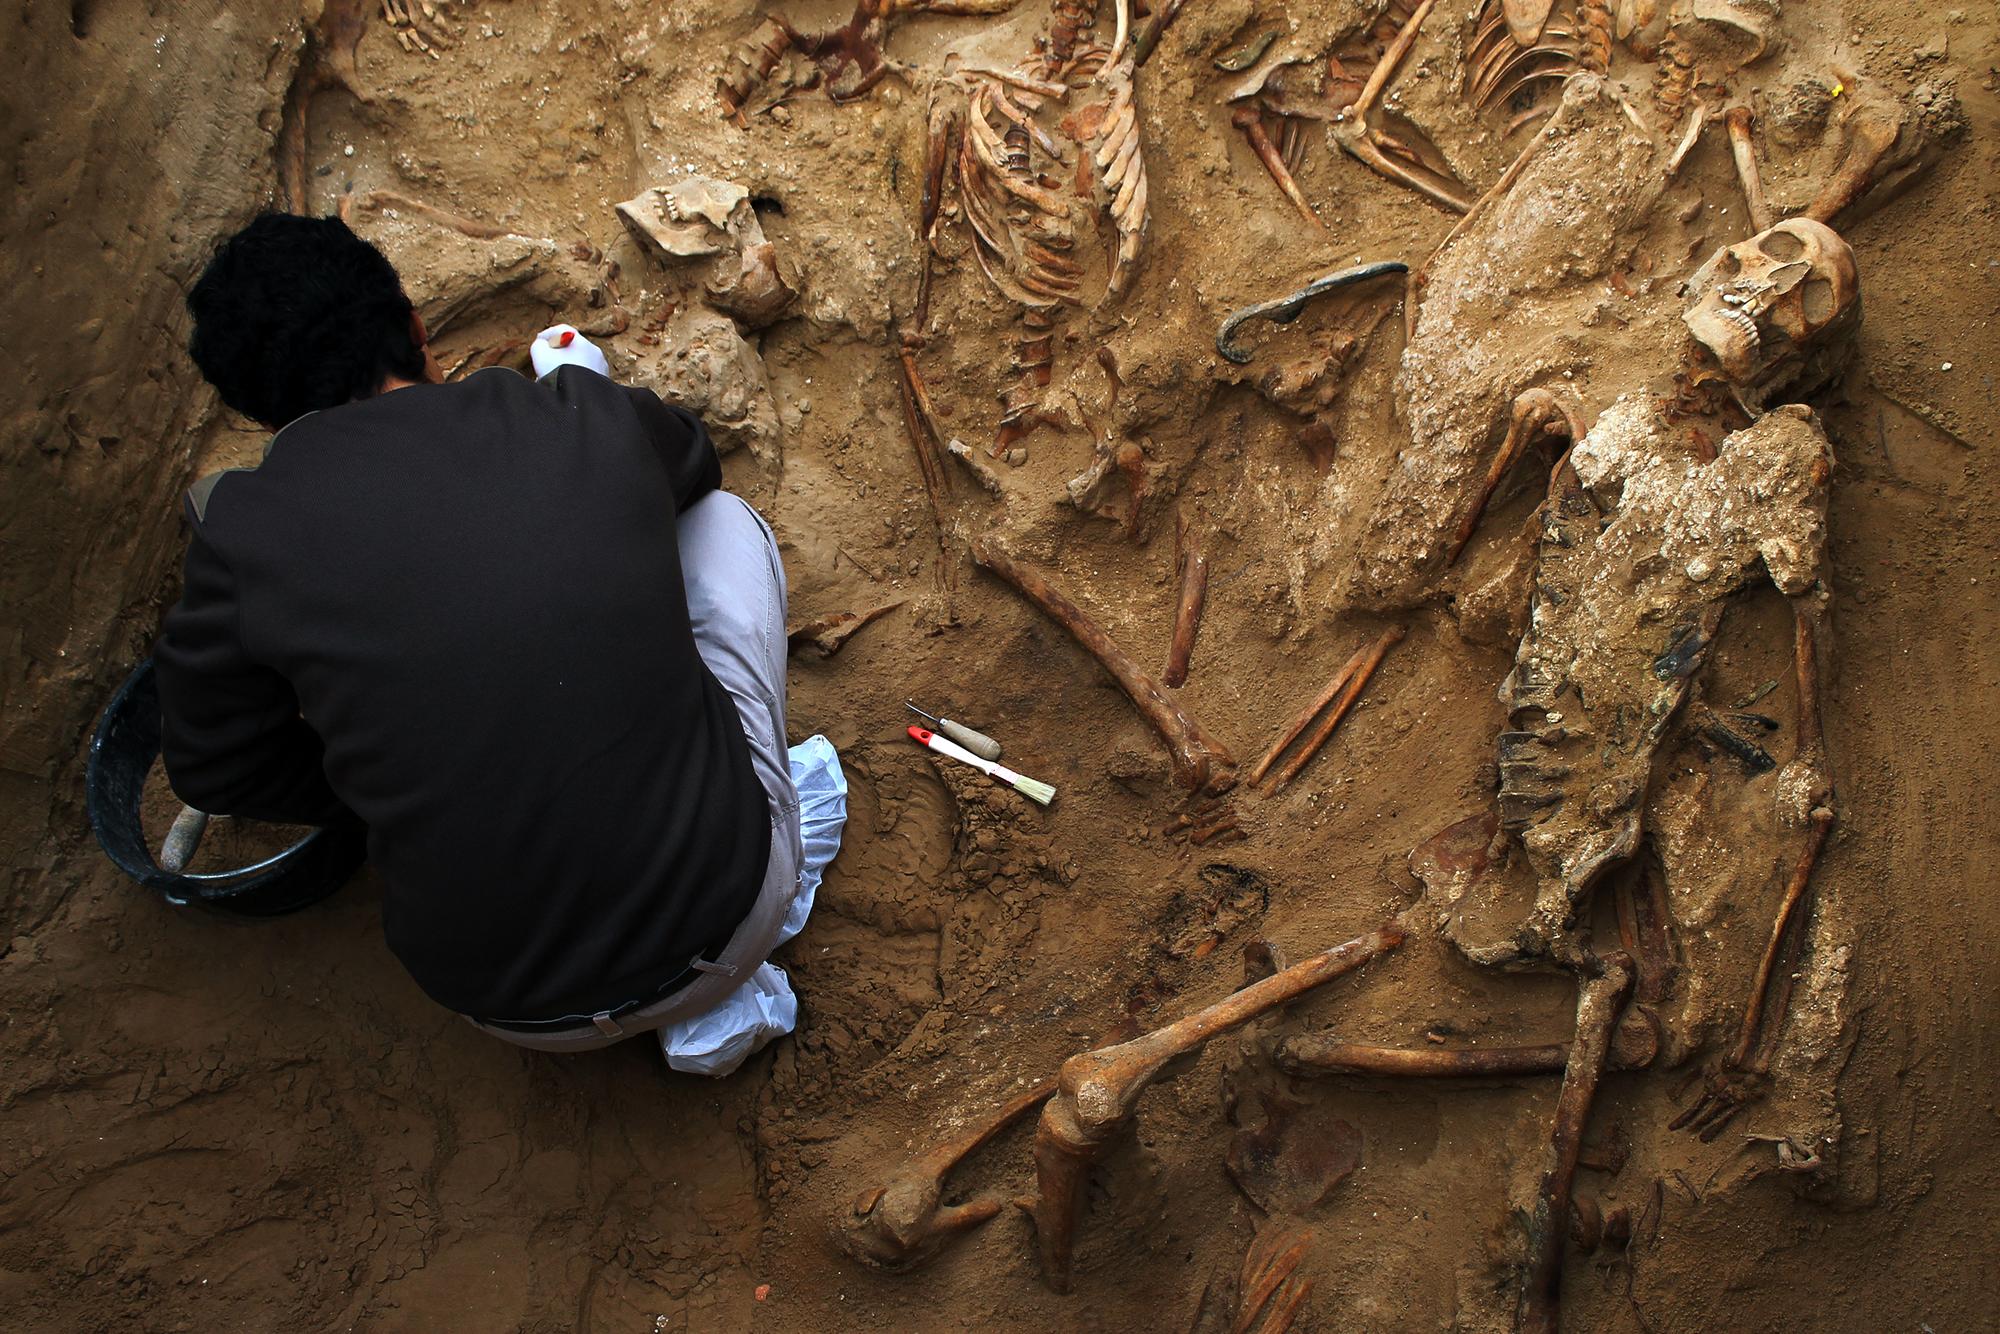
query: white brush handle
910 726 1053 804
927 729 1024 784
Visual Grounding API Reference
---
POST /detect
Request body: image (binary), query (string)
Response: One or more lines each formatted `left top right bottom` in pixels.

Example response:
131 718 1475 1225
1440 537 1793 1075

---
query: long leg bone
1277 1010 1657 1078
834 1080 1056 1271
894 343 960 617
1803 105 1906 224
1246 631 1392 787
1724 106 1772 234
971 539 1236 794
344 189 525 240
1258 626 1405 794
1672 606 1837 1140
277 0 374 213
914 98 963 336
1447 387 1582 566
1163 513 1209 688
1029 923 1406 1292
1519 951 1635 1334
1328 0 1476 213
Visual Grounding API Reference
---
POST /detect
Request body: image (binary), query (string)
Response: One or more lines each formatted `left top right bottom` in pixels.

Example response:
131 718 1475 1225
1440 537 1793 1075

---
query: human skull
1681 218 1859 409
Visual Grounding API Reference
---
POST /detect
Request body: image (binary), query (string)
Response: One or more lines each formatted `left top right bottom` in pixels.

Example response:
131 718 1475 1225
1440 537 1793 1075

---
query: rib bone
1163 514 1209 688
834 1080 1055 1271
971 539 1236 794
1029 923 1405 1291
1257 626 1404 794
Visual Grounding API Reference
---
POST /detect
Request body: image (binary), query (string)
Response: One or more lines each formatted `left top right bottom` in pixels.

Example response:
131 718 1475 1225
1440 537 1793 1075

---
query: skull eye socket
1758 229 1807 262
1802 276 1836 325
1716 249 1742 278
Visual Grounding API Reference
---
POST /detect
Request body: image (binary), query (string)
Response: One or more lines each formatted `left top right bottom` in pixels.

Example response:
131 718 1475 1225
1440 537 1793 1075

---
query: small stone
1941 361 1953 371
343 143 355 157
1687 555 1714 581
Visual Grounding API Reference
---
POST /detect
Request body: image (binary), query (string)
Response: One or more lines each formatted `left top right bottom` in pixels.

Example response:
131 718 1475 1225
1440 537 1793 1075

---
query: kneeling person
157 213 836 1067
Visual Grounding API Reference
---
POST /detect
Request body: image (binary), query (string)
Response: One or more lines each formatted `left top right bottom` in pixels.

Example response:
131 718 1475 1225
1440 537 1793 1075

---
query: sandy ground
2 0 1997 1330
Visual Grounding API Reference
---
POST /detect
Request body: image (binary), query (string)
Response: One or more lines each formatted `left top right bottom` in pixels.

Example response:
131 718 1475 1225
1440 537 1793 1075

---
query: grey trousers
465 489 803 1052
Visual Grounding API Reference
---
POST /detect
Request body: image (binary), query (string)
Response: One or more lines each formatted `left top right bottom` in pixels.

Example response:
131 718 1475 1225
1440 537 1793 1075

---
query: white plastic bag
659 735 845 1076
659 962 797 1077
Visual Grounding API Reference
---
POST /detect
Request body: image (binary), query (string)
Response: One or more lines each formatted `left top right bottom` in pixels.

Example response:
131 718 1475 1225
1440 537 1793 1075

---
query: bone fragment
1163 517 1209 688
971 540 1236 794
1030 923 1405 1291
1725 106 1772 233
1233 106 1321 228
1260 627 1405 794
349 190 523 240
1231 1226 1315 1334
1804 107 1903 224
1277 1010 1658 1078
834 1079 1055 1271
1504 0 1559 44
786 601 904 657
1663 101 1709 179
946 438 1005 494
1518 952 1634 1334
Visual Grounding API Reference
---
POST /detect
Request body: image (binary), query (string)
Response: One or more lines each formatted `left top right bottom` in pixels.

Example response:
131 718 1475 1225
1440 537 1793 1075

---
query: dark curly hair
187 213 426 429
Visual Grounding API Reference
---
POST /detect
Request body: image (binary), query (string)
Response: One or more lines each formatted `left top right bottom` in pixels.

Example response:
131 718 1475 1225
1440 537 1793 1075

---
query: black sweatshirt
154 366 771 1020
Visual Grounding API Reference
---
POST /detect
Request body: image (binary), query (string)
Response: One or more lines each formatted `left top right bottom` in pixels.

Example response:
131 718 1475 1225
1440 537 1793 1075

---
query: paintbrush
906 725 1056 806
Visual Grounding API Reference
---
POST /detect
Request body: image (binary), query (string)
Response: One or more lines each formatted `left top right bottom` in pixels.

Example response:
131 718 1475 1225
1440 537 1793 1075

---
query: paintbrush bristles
1012 777 1058 807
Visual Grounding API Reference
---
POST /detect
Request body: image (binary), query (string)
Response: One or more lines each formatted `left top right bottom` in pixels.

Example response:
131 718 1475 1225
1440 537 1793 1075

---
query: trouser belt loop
691 959 739 979
590 1010 624 1037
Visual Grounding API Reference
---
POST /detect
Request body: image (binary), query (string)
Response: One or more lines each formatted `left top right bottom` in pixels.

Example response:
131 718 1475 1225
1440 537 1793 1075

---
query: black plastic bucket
85 658 365 916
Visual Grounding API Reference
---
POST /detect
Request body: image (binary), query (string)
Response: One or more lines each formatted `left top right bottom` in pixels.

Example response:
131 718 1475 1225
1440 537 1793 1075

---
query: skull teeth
1719 305 1761 348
